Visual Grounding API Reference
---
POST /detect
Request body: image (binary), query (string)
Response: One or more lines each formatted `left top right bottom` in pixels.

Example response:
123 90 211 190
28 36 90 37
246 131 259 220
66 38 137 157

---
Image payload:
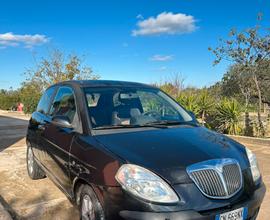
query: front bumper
119 183 265 220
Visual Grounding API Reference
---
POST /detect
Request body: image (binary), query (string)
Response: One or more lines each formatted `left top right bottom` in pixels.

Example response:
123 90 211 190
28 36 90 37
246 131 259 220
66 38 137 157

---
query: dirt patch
0 141 79 220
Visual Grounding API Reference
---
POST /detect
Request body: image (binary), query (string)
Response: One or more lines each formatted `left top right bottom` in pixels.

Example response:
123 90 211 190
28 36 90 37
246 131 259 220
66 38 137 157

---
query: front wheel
26 145 45 180
78 185 105 220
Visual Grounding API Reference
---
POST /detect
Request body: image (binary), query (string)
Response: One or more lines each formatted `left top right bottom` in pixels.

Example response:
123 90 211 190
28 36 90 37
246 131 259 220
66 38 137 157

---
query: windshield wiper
93 120 198 130
93 123 168 130
144 120 198 127
93 124 138 130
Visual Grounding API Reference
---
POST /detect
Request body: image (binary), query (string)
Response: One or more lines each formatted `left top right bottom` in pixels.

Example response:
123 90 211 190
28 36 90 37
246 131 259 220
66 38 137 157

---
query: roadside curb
0 202 13 220
228 135 270 146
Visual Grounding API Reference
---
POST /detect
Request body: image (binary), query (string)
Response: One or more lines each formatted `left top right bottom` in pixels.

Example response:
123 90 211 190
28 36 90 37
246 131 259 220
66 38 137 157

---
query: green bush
0 90 20 110
213 98 243 135
177 93 200 116
19 82 42 114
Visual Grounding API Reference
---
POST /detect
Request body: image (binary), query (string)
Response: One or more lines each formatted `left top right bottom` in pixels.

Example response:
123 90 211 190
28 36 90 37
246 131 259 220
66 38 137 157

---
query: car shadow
0 115 28 152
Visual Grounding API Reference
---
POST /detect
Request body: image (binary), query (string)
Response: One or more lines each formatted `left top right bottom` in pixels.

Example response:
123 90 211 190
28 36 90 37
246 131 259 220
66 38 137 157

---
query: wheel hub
81 194 95 220
27 148 34 174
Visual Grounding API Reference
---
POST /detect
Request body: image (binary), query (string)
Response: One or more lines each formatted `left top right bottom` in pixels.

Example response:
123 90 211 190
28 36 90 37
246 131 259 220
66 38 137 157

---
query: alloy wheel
81 194 95 220
27 147 34 174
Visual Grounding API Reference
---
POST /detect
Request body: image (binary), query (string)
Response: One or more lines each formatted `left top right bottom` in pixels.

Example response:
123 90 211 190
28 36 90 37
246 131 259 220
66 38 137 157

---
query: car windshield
84 87 193 129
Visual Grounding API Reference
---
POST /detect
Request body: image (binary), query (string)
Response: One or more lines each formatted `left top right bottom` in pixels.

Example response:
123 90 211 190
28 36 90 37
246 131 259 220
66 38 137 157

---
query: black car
26 80 265 220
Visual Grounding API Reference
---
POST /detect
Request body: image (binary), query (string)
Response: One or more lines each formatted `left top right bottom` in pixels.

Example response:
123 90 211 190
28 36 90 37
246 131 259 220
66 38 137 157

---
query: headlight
115 164 179 203
245 147 261 182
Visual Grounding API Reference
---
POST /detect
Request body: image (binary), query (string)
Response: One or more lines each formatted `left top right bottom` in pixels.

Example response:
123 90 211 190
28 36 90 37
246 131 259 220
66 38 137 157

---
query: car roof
52 80 155 89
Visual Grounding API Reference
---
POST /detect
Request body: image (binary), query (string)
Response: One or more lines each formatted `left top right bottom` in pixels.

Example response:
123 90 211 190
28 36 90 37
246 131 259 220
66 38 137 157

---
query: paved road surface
0 111 269 219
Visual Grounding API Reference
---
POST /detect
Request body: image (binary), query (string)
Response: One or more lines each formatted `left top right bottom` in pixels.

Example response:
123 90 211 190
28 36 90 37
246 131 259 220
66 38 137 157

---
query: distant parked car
26 80 265 220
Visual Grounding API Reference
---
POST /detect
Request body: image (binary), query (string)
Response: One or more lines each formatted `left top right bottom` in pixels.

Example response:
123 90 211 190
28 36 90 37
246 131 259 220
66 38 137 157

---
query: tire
26 145 45 180
78 184 105 220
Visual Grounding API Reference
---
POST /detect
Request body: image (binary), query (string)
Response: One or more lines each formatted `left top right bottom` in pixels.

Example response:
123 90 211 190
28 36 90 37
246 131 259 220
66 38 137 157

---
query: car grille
187 159 243 199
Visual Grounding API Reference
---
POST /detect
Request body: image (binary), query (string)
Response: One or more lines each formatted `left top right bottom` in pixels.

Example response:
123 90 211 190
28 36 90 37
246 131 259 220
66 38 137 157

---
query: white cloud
136 14 144 20
132 12 197 36
0 32 49 48
150 54 173 61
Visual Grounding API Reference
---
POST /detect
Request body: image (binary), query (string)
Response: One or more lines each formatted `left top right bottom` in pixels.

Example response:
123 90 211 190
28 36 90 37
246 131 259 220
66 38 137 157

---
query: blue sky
0 0 269 90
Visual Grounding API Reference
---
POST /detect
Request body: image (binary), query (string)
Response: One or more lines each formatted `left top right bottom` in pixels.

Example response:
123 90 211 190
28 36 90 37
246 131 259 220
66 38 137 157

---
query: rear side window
36 87 56 115
49 87 77 123
86 93 100 107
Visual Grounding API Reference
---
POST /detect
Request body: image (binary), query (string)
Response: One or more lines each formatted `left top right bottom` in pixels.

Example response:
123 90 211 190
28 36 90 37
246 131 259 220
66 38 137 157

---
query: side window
36 87 55 115
86 93 100 107
49 87 76 123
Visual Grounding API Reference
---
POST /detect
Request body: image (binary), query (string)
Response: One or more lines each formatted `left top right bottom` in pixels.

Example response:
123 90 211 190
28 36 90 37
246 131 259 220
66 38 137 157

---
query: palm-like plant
177 93 200 116
197 90 214 123
215 98 243 135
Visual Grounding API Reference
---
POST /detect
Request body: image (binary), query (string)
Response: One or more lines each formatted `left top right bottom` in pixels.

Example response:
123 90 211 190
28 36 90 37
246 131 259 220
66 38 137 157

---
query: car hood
94 126 250 184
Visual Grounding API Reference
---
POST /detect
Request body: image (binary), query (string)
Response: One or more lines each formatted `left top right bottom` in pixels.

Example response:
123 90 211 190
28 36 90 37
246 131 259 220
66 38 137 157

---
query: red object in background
17 103 24 112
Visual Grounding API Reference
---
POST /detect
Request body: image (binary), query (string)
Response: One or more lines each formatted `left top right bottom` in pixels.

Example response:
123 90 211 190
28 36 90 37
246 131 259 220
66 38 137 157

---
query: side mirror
52 115 73 128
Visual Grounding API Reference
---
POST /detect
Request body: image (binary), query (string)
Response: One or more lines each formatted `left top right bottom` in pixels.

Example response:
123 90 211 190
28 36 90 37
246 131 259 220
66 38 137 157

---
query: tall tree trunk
240 86 252 136
201 110 205 126
253 74 265 136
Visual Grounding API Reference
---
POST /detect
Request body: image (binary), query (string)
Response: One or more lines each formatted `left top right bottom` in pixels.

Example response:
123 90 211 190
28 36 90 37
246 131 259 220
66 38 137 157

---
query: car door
29 86 56 162
42 86 79 193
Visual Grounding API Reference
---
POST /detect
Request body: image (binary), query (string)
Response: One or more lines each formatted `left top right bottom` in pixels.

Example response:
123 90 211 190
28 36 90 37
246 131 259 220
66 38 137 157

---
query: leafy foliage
209 18 270 136
197 90 215 122
0 49 100 114
25 49 100 91
0 89 20 110
154 74 184 99
213 98 243 135
177 93 200 116
19 82 42 114
158 78 244 135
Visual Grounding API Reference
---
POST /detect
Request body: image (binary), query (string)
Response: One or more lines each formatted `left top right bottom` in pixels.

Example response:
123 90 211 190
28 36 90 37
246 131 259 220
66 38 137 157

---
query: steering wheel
142 110 161 118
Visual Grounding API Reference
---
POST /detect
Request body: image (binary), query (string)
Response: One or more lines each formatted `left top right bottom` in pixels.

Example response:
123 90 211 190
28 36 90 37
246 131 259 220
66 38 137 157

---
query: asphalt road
0 111 269 219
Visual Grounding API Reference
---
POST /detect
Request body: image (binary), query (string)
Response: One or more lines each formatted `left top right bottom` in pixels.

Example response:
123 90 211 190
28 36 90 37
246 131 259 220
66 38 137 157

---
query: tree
220 64 255 135
156 74 184 98
256 60 270 105
19 81 43 114
21 49 100 113
25 49 100 91
209 19 270 136
0 89 20 110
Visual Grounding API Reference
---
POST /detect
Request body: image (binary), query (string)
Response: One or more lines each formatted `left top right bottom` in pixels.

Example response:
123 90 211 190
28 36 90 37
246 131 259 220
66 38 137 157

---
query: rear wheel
26 145 45 180
78 184 105 220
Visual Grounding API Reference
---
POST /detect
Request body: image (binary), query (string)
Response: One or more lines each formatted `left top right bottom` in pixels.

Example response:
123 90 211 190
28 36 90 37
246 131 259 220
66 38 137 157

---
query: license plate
216 207 248 220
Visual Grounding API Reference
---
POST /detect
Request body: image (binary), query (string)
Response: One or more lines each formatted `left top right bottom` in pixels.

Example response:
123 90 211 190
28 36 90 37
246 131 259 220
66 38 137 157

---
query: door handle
38 119 50 131
38 125 45 131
